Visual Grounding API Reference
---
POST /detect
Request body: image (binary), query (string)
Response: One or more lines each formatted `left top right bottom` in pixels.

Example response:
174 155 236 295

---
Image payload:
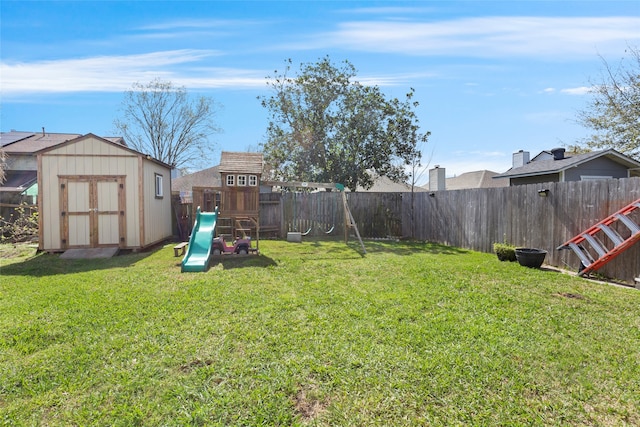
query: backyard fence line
397 177 640 283
257 177 640 284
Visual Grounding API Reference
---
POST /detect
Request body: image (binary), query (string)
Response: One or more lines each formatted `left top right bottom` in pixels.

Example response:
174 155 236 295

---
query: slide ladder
181 206 218 272
557 198 640 277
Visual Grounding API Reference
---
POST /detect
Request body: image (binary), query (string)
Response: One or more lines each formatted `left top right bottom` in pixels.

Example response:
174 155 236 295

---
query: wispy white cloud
356 71 438 87
0 50 267 95
560 86 592 95
294 16 640 59
137 19 246 31
0 48 434 95
339 6 437 16
4 14 637 97
132 18 262 41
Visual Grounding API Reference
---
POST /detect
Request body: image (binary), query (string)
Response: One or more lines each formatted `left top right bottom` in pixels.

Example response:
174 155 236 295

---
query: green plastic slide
181 206 218 272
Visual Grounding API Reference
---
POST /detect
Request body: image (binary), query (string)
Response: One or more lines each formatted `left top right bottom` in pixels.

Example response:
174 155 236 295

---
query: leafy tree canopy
114 79 219 169
259 57 429 190
577 45 640 159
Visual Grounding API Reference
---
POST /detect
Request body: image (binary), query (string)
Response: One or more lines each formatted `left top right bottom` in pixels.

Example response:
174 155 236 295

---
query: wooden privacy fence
400 177 639 284
260 191 347 238
259 191 404 239
258 177 639 284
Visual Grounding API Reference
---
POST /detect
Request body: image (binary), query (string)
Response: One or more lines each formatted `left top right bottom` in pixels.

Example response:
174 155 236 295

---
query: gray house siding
563 156 630 181
511 173 560 186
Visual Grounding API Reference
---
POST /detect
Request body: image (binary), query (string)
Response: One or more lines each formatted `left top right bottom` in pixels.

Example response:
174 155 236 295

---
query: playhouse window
226 175 235 186
155 173 164 198
249 175 258 186
237 175 247 186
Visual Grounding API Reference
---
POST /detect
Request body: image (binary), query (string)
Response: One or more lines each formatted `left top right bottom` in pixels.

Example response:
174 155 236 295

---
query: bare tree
114 79 220 169
577 45 640 158
0 149 6 184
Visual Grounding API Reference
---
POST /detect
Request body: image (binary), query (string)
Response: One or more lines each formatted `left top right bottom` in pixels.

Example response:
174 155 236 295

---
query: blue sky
2 1 639 181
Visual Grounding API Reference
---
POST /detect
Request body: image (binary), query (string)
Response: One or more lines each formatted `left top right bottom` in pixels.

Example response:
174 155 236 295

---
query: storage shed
37 133 173 252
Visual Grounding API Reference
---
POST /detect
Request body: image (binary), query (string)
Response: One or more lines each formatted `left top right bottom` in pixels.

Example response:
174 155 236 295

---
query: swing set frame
263 181 366 254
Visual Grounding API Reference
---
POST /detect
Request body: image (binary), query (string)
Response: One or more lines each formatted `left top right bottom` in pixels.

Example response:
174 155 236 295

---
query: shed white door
60 176 125 249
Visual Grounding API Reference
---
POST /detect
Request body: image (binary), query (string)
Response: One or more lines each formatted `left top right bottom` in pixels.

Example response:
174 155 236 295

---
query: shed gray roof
494 149 640 179
218 152 263 174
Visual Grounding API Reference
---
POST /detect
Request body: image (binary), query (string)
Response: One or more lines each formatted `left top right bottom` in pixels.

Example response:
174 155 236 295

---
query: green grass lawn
1 239 639 426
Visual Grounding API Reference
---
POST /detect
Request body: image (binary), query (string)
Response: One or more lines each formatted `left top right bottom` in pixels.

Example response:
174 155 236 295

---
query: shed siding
142 160 172 246
40 154 61 250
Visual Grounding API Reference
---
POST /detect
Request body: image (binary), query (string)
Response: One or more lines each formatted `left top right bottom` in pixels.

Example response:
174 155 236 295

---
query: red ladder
557 198 640 277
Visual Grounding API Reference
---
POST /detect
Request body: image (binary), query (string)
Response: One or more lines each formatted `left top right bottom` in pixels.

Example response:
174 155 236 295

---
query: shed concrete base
60 247 119 259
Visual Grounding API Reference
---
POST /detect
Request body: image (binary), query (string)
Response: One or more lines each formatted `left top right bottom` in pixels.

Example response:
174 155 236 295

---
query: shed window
155 173 164 198
237 175 247 186
249 175 258 186
226 175 235 186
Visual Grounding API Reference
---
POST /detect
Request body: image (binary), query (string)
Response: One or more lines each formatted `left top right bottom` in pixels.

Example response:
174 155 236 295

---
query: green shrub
1 203 38 243
493 242 517 262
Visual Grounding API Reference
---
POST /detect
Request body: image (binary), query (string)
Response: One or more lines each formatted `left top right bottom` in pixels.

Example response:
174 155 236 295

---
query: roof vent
551 147 565 160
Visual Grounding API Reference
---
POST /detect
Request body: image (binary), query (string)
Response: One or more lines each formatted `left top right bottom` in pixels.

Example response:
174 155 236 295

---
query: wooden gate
59 176 126 249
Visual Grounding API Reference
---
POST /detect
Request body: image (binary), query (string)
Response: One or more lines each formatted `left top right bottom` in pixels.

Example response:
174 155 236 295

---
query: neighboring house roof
443 170 509 190
1 131 125 154
1 170 37 193
218 152 263 175
356 173 428 192
494 149 640 179
0 131 35 147
172 165 222 193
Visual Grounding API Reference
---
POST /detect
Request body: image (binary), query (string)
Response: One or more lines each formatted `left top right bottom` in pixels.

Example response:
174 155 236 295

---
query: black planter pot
515 248 547 268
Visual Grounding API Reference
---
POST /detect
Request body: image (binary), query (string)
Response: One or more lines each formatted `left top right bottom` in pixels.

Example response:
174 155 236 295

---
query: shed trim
37 153 44 250
138 155 145 247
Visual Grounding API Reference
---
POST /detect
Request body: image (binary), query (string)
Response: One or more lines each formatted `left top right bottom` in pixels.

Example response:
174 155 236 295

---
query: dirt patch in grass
554 292 586 300
293 383 328 422
179 358 213 373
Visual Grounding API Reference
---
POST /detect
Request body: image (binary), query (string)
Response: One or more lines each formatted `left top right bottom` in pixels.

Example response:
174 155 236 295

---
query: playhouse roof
218 152 263 175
